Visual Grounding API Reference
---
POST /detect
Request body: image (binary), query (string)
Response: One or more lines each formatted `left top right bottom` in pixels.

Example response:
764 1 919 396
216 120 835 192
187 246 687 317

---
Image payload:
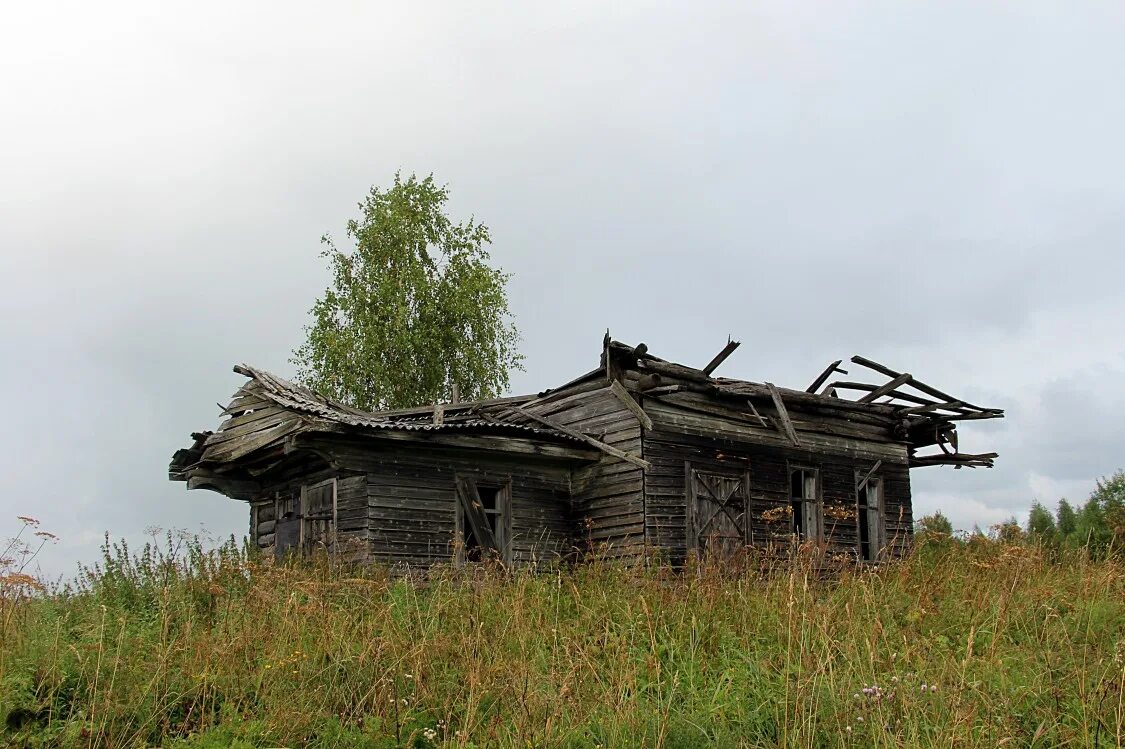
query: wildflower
34 531 58 541
853 693 861 699
920 683 927 692
17 516 40 527
845 726 852 733
856 716 864 723
423 728 437 741
891 676 899 683
930 684 937 693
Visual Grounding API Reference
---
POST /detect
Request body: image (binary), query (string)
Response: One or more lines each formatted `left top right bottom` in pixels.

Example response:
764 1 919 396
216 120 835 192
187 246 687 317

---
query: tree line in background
917 469 1125 557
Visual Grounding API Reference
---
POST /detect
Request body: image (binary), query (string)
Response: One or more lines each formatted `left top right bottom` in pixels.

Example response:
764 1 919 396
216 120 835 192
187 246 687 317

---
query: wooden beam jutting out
609 380 653 431
851 355 986 412
857 372 914 404
806 360 845 394
765 382 801 447
701 338 741 376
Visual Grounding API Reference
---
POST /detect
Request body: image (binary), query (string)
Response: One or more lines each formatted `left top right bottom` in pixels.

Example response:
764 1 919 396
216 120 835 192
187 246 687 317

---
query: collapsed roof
170 336 1003 498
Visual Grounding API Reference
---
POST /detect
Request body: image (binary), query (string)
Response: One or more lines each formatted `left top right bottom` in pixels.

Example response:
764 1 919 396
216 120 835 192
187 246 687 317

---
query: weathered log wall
642 394 912 564
525 376 647 561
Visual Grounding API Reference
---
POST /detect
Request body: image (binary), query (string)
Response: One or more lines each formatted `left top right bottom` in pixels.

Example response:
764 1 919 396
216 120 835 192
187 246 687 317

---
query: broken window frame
454 475 512 564
855 473 886 562
788 465 822 541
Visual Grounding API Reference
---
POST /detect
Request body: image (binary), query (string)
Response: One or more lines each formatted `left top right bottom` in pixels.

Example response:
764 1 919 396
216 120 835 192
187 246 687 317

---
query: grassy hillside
2 534 1123 748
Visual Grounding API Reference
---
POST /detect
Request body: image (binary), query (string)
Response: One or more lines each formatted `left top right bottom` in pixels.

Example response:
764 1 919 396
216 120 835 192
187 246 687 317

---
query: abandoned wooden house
169 336 1002 566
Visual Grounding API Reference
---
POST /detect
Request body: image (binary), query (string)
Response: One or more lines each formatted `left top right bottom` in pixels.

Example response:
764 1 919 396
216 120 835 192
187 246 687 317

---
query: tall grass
1 531 1122 748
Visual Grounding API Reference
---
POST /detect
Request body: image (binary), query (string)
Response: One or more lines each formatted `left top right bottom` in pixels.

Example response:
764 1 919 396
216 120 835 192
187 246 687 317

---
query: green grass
1 534 1123 748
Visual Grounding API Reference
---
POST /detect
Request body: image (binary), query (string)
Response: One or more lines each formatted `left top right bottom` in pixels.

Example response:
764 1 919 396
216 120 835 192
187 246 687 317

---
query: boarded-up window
789 467 821 541
857 475 885 561
301 479 337 554
687 468 751 558
455 477 511 563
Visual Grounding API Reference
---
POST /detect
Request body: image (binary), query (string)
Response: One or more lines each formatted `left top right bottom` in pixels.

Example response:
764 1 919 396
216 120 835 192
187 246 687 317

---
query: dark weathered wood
455 477 499 551
637 358 712 384
765 382 801 447
856 460 883 492
857 373 914 404
609 379 653 431
291 429 601 464
829 381 945 409
701 339 741 376
850 355 989 412
745 399 769 428
806 360 845 393
511 406 651 470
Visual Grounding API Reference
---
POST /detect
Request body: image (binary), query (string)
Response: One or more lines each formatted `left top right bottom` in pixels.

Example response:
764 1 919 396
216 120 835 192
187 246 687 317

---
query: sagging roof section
168 363 595 495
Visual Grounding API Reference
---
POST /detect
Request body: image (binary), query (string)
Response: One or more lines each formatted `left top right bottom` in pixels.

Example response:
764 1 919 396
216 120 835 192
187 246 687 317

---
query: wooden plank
701 339 741 376
850 355 989 412
511 406 652 470
609 380 653 431
806 360 844 394
637 359 712 384
830 381 945 409
856 460 883 492
765 382 801 447
857 372 914 404
745 399 769 428
455 478 499 551
294 429 602 463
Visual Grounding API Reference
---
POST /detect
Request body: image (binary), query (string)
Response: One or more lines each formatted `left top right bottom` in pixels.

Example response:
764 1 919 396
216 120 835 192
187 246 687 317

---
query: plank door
301 478 337 553
686 466 751 558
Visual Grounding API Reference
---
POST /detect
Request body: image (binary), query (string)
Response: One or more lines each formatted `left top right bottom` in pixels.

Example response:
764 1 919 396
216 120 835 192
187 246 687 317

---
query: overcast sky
4 1 1123 577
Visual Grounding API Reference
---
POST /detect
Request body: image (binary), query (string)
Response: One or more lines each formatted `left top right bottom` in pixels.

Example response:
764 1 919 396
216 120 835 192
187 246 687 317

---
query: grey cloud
4 1 1125 574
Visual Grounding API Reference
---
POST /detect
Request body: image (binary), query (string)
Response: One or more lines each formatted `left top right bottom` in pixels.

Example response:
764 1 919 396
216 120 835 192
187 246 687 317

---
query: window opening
857 476 884 562
456 478 509 563
789 467 820 540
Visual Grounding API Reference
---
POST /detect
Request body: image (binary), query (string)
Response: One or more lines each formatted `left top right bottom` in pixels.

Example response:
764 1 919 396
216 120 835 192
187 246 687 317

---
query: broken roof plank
609 379 653 431
851 355 988 412
511 406 652 470
806 360 845 394
701 339 741 376
765 382 801 447
829 381 952 410
857 372 914 404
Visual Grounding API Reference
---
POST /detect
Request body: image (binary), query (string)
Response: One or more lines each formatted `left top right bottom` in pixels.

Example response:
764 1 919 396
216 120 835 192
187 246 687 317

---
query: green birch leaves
292 173 523 411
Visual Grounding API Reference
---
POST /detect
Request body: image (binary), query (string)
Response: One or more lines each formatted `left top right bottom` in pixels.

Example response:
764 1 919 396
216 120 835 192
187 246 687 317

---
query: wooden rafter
806 360 846 394
765 383 801 447
701 339 741 376
609 380 653 431
857 372 914 404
